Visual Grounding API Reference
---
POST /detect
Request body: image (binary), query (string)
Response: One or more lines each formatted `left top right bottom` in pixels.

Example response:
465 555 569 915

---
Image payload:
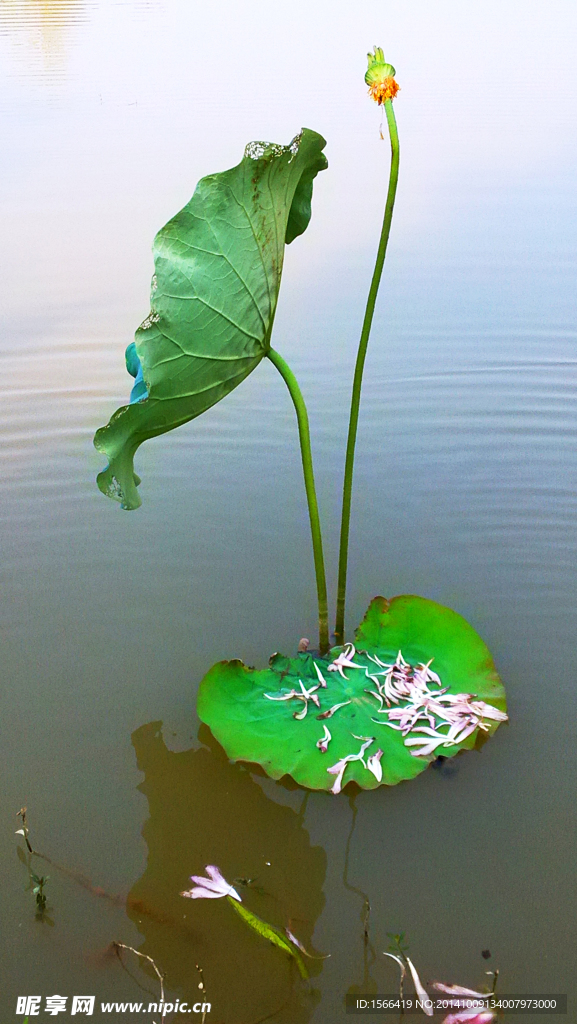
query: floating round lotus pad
197 596 507 792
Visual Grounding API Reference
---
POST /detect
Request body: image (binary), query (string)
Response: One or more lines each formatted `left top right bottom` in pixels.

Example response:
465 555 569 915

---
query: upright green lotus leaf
197 595 507 792
94 129 327 509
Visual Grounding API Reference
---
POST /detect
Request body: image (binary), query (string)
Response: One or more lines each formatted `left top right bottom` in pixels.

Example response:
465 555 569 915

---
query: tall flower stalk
335 48 400 644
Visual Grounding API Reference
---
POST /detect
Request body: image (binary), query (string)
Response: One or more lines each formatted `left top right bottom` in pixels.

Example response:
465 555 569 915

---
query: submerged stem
267 348 329 654
335 99 400 644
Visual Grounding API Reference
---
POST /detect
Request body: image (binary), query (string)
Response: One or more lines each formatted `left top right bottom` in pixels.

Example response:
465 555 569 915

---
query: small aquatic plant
94 48 507 789
31 872 49 910
15 806 34 853
181 864 317 979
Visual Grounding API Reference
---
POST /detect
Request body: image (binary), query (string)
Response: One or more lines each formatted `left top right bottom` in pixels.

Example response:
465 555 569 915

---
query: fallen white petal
407 737 449 756
365 688 385 710
366 749 383 781
285 928 331 958
316 725 332 752
327 759 348 794
182 885 226 899
317 700 352 719
384 952 407 984
470 701 508 722
441 1012 496 1024
313 662 328 687
447 720 478 745
433 984 488 998
406 957 433 1015
384 952 406 972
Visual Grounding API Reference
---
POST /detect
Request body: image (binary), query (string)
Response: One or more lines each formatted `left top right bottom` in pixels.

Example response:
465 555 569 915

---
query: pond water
1 1 576 1021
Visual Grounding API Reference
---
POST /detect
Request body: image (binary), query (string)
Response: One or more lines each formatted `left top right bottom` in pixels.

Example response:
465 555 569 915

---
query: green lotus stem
335 98 400 645
267 347 329 654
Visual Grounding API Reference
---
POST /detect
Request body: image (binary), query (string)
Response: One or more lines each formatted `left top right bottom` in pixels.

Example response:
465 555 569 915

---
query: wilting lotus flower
365 46 400 105
181 865 241 902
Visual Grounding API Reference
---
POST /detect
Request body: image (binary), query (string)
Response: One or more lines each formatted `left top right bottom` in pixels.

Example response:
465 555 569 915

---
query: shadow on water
128 722 327 1023
341 795 379 1001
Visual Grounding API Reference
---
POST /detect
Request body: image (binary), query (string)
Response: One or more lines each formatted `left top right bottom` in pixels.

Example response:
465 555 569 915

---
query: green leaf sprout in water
31 872 49 910
95 48 508 786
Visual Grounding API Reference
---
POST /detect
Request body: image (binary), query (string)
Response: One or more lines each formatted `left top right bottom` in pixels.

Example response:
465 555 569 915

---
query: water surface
1 1 576 1020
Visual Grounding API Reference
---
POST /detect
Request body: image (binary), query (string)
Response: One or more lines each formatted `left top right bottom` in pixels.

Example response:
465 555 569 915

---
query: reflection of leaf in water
128 722 326 1024
0 1 87 76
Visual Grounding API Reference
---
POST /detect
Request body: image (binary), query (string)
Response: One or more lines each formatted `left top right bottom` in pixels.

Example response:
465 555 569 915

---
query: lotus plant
96 46 508 793
92 47 402 656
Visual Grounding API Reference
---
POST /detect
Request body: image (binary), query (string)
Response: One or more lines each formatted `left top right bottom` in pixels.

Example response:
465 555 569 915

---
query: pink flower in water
441 1013 496 1023
181 865 241 902
434 984 492 998
432 981 497 1023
